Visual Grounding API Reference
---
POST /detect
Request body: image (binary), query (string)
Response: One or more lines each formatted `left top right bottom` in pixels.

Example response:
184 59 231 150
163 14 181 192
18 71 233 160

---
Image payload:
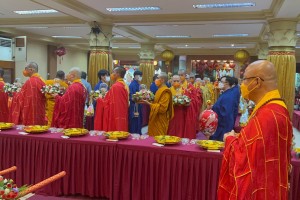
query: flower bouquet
3 83 21 97
41 84 65 95
173 95 191 106
91 83 108 99
0 176 28 199
132 89 155 102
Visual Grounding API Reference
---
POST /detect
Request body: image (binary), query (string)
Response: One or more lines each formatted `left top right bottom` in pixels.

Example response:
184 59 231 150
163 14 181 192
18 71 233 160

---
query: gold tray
154 135 181 145
294 148 300 153
63 128 88 137
0 122 14 130
23 125 49 133
104 131 130 139
197 140 224 150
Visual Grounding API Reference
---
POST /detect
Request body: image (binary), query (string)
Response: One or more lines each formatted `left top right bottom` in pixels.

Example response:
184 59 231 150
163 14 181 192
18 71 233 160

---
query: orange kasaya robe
0 78 9 122
148 85 174 136
51 79 87 129
11 74 46 125
182 83 202 139
45 79 68 126
218 90 292 200
167 86 186 137
94 79 129 131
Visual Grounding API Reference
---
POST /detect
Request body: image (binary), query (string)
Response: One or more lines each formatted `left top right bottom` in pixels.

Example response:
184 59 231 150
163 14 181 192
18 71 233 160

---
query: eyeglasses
242 76 264 82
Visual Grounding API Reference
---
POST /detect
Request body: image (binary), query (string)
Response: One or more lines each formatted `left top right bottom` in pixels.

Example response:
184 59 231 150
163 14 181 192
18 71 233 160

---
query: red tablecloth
293 110 300 131
0 129 299 200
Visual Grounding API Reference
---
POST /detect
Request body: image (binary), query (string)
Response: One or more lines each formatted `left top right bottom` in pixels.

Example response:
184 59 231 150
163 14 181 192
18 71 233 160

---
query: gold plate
197 140 224 150
63 128 88 137
0 122 14 130
154 135 181 145
23 125 49 133
104 131 130 139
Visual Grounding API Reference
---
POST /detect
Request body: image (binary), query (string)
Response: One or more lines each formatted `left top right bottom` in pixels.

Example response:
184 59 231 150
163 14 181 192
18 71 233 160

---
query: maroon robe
94 80 128 131
0 80 9 122
12 74 46 125
52 81 87 128
183 83 203 139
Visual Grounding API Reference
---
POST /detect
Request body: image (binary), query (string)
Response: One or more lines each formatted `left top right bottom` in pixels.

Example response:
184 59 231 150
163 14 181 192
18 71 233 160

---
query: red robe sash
94 80 129 131
12 75 46 125
218 103 292 199
52 82 87 128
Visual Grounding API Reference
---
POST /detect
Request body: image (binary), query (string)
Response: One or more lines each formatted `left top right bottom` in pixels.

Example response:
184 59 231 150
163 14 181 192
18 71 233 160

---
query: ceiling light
113 35 124 38
296 46 300 48
193 3 255 9
112 46 119 49
128 46 141 49
297 34 300 36
18 26 48 29
155 35 191 38
219 46 247 49
231 44 235 47
177 46 202 49
14 9 58 15
213 34 249 37
106 7 160 12
185 44 188 47
52 36 82 38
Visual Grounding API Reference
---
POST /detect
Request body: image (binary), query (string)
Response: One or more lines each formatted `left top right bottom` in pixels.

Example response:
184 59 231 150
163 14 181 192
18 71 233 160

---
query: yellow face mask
240 78 259 100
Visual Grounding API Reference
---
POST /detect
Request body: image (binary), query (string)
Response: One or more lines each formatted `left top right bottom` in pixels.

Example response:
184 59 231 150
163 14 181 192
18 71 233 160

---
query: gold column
88 24 113 87
138 44 155 89
266 19 298 118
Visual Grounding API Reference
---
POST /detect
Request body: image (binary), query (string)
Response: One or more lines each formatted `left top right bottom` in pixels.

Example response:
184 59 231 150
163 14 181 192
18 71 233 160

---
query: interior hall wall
15 41 48 83
57 49 88 75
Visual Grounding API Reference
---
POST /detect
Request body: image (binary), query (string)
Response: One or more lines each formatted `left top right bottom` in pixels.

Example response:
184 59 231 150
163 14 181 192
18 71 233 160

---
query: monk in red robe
51 68 87 128
167 75 186 137
0 68 9 122
94 66 129 131
218 60 292 199
12 62 46 125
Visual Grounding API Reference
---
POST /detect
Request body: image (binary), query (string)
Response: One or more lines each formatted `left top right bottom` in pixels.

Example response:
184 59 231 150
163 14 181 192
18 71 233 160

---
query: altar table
0 129 299 200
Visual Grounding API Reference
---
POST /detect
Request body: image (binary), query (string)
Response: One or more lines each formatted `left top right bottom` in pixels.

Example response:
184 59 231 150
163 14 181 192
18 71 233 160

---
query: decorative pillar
267 19 298 117
138 44 155 88
257 43 268 60
88 24 113 87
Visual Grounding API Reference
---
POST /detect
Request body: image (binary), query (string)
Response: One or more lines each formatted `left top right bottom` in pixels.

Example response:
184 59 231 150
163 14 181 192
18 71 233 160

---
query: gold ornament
161 50 175 66
234 49 250 64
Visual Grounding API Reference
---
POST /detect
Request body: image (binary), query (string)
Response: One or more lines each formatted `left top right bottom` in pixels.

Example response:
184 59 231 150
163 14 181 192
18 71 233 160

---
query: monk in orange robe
94 66 129 131
143 72 173 136
167 75 186 137
45 71 68 126
0 68 9 122
12 62 46 125
51 68 87 129
218 60 292 199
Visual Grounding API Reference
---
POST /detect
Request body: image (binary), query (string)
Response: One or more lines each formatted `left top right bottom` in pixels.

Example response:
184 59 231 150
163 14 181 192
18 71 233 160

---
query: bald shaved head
243 60 278 103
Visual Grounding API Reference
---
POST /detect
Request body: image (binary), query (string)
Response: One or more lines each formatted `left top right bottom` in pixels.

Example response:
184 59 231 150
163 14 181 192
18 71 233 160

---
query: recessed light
14 9 58 15
219 46 247 49
213 34 249 37
193 3 255 9
52 36 82 38
177 46 202 49
106 7 160 12
18 26 48 29
155 35 191 38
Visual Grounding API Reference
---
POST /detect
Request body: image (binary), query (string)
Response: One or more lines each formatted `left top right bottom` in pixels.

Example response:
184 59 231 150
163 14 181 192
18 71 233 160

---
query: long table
0 129 299 200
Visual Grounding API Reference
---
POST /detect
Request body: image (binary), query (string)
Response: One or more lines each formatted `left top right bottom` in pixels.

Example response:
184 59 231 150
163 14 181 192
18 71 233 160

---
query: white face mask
138 76 142 82
105 76 110 82
218 82 224 89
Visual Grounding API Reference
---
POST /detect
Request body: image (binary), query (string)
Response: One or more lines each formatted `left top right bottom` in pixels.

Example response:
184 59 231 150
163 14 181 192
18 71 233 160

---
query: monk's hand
139 100 150 105
51 93 58 98
223 130 236 142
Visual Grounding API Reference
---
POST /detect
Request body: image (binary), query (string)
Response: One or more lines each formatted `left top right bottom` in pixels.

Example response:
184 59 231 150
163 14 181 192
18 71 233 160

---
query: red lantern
229 62 236 69
55 47 66 63
199 109 218 137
